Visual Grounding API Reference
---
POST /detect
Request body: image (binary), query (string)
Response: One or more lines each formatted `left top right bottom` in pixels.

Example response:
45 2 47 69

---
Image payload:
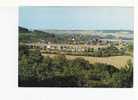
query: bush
19 45 133 87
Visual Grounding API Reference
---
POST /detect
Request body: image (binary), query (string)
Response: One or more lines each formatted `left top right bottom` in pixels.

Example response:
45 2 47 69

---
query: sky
19 6 133 30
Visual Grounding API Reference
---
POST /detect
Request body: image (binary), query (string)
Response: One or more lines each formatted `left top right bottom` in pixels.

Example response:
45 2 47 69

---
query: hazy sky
19 6 133 30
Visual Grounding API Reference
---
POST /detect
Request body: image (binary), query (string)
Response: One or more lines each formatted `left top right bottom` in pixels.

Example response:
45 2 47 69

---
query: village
22 36 127 53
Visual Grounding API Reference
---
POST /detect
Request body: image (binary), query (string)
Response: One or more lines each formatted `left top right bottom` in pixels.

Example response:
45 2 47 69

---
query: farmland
42 54 132 69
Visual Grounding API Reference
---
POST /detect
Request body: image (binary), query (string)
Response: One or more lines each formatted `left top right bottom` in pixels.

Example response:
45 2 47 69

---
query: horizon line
19 26 133 31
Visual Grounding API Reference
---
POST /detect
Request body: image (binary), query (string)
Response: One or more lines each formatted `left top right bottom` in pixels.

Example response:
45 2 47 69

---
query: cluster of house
22 37 127 52
25 42 110 52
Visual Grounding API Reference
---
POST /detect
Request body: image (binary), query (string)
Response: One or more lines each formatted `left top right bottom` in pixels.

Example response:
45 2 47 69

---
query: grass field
42 53 132 69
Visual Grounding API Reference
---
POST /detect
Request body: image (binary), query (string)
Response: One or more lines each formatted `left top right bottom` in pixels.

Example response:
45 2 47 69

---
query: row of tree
39 45 127 57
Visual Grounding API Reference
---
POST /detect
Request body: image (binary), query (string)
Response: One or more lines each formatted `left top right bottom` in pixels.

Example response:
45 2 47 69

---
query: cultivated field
42 53 132 69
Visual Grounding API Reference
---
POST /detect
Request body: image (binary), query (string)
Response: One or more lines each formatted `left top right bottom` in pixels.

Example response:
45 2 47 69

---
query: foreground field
42 54 132 69
19 44 133 87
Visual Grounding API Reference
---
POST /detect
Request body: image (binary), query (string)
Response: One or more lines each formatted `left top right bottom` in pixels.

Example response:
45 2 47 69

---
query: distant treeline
19 26 30 33
19 26 57 43
19 26 133 34
94 30 133 33
19 26 133 44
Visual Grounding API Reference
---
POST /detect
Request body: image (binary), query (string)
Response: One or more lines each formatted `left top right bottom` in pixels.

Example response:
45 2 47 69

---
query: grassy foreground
19 45 133 87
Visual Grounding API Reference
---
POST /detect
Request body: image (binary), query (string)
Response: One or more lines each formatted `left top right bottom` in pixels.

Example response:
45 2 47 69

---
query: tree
19 45 133 87
110 60 133 87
